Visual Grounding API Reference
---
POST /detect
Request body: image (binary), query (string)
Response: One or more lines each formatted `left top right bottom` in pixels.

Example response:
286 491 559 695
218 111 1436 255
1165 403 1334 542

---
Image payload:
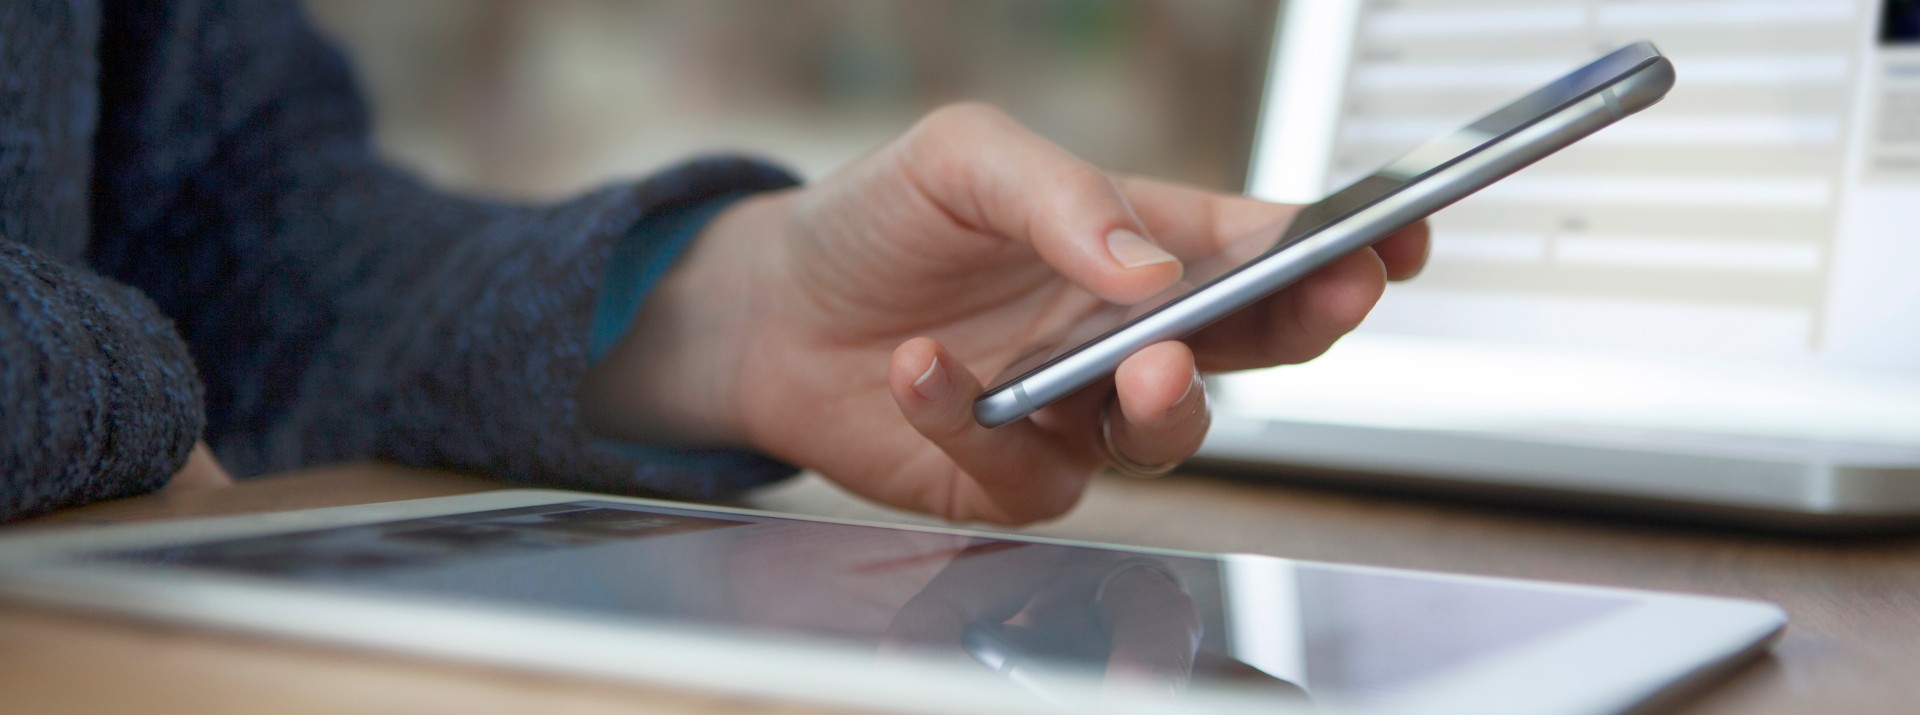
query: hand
583 104 1428 523
163 440 233 493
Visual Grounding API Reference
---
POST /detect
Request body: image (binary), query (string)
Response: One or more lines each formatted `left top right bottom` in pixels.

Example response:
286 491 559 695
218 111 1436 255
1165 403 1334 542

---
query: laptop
1197 0 1920 529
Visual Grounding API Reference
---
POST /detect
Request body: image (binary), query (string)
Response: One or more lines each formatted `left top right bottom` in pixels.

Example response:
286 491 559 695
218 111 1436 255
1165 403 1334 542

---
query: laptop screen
1249 0 1920 375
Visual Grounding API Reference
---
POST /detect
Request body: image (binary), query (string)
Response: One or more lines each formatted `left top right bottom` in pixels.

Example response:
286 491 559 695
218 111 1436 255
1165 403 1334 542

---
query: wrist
163 441 233 493
579 190 797 449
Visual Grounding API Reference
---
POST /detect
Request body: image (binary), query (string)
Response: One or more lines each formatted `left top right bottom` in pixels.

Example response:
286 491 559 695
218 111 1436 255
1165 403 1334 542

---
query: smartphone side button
1012 383 1037 416
1601 87 1624 119
973 386 1037 428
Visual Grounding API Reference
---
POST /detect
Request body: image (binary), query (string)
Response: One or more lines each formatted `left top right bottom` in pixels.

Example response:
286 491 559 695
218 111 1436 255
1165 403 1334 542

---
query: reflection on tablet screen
101 501 1629 707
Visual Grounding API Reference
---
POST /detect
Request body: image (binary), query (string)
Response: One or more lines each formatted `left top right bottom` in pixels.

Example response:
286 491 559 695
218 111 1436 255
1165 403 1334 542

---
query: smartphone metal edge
974 47 1675 428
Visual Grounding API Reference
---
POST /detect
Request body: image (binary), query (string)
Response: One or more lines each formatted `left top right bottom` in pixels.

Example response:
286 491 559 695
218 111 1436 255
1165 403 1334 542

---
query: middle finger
1183 245 1389 372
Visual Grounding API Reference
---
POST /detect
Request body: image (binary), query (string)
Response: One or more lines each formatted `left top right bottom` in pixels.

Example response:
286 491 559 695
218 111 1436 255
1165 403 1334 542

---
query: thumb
888 337 1094 523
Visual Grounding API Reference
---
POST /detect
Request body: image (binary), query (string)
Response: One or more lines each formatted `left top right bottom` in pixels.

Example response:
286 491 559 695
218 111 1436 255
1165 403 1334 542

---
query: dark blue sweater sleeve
0 239 202 521
87 1 800 498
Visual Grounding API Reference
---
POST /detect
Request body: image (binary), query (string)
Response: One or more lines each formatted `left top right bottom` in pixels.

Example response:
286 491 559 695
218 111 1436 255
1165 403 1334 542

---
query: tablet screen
99 500 1631 707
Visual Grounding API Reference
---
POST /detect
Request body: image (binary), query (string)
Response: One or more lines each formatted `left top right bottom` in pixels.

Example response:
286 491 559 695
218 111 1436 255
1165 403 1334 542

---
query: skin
577 104 1429 525
164 441 233 493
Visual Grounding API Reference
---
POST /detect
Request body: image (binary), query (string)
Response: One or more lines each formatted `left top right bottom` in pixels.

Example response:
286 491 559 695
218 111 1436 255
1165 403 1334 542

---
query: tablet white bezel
1239 557 1786 715
0 490 1783 715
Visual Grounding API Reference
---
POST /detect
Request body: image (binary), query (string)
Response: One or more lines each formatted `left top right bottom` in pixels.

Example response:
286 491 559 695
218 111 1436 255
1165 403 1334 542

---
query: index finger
896 105 1185 306
1114 175 1430 281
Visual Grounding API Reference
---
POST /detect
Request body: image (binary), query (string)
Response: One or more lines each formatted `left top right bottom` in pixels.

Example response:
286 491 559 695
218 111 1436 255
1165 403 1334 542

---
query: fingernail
912 355 948 401
1177 369 1199 405
1106 229 1178 269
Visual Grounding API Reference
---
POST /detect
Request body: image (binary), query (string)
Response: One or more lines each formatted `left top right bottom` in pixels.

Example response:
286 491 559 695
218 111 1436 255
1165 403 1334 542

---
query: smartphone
973 41 1676 428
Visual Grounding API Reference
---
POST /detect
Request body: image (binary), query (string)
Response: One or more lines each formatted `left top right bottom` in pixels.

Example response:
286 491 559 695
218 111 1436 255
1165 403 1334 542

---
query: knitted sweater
0 0 798 522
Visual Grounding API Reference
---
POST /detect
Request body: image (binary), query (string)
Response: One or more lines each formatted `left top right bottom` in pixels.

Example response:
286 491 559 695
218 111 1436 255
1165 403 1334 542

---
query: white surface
1201 413 1920 515
1211 334 1920 449
1202 333 1920 513
1248 0 1360 203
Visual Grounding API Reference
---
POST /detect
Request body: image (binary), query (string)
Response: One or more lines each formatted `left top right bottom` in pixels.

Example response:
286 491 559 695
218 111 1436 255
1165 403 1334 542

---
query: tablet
0 491 1783 714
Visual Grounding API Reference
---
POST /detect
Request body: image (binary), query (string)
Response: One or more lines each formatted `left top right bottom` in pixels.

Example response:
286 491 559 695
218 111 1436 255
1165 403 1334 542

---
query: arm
0 239 201 521
87 0 796 498
82 1 1428 524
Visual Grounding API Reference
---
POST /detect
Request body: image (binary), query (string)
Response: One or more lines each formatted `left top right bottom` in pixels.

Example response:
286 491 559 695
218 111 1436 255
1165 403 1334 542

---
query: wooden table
4 463 1917 714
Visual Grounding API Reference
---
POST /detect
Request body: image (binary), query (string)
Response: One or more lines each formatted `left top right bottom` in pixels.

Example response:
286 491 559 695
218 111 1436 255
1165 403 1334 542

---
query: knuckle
917 102 1010 135
904 103 1008 160
1057 162 1116 196
898 103 1011 190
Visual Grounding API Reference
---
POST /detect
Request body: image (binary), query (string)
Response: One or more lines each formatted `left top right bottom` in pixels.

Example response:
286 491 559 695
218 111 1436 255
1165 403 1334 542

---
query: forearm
0 240 202 522
93 1 802 498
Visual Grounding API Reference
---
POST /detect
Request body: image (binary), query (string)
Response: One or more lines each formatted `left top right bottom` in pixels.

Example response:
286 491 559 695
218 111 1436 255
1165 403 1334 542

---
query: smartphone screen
976 42 1671 427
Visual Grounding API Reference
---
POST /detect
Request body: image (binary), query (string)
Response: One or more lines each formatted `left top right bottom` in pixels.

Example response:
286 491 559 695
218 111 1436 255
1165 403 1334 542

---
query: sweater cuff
591 193 744 362
590 192 799 489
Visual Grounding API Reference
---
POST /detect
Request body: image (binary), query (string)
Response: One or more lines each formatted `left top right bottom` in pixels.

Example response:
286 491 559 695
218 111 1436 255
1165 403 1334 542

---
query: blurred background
306 0 1277 202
